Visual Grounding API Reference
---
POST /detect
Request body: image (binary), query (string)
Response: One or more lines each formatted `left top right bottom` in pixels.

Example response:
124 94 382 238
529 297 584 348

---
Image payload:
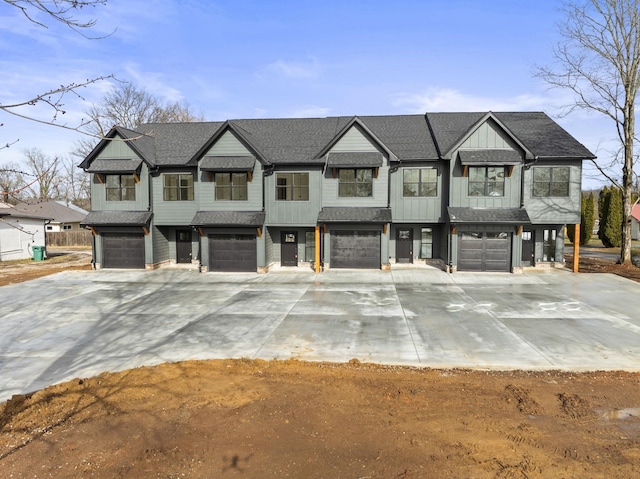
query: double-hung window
215 172 247 200
533 167 570 197
163 174 194 201
276 173 309 200
403 168 437 197
106 174 136 201
338 168 373 197
468 166 505 197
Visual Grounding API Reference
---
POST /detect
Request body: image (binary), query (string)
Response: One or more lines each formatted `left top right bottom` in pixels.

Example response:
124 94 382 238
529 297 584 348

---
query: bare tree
0 163 26 204
74 82 205 158
23 148 62 201
538 0 640 264
59 156 90 207
0 0 112 147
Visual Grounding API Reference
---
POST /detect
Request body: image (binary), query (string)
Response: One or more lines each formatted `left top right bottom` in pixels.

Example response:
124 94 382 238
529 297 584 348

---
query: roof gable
429 112 531 159
316 117 395 161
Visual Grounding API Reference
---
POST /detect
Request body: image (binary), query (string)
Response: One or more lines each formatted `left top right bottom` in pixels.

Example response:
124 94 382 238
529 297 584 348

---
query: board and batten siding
205 130 250 156
322 126 389 207
265 167 322 225
391 164 444 222
90 163 150 211
459 121 514 149
152 169 199 225
197 130 264 211
523 160 582 224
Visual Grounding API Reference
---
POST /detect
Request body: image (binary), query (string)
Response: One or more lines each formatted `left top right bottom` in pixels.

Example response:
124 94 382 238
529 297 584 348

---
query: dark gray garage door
330 230 380 269
102 233 145 269
209 234 256 272
458 232 511 272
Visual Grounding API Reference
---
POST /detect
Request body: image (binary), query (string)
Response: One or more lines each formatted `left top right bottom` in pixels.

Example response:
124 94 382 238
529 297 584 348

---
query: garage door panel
209 234 256 272
331 231 380 269
103 233 145 269
458 232 510 272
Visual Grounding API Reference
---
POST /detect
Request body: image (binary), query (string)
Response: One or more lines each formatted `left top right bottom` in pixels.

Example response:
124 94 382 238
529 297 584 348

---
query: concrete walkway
1 267 640 402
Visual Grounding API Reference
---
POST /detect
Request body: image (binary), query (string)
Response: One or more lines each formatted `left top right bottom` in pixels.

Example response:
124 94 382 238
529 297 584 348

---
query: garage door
102 233 145 269
330 230 380 269
458 232 511 272
209 234 256 272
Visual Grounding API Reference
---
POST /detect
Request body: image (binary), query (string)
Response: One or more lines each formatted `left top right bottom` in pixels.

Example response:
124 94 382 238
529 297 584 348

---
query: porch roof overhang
81 210 152 227
448 207 531 225
326 152 383 168
190 210 265 227
458 149 522 166
199 156 256 172
317 207 392 223
86 158 143 174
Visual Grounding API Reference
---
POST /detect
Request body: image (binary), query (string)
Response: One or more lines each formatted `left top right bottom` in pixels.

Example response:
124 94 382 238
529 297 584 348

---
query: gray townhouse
79 112 594 273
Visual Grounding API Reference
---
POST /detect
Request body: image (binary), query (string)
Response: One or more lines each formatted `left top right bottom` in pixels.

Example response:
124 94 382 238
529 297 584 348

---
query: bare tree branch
536 0 640 264
3 0 114 38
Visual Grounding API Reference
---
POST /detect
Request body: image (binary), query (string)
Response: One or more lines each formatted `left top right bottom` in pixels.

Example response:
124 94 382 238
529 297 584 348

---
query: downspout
91 228 96 269
521 156 539 207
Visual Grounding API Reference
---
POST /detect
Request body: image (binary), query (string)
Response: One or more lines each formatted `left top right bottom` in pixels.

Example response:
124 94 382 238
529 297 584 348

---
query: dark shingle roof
355 115 439 160
199 156 256 171
458 149 522 165
448 207 531 224
317 207 392 223
137 122 224 166
13 201 86 223
493 112 595 159
86 158 142 173
190 211 265 227
83 112 594 169
81 211 152 227
326 152 383 168
425 112 486 156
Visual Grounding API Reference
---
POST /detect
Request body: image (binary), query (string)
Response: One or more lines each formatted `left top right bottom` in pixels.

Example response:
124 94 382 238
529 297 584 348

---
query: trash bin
32 245 45 261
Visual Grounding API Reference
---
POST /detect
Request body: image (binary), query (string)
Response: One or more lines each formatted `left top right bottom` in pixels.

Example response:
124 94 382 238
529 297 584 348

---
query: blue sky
0 0 613 188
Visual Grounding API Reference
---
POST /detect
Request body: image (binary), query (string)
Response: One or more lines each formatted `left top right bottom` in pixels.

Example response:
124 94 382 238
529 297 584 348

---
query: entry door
396 229 413 263
521 230 534 266
281 231 298 266
176 230 192 264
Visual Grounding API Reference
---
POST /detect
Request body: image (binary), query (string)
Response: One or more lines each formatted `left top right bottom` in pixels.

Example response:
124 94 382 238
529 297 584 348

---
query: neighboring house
0 202 49 261
79 112 595 272
13 200 88 232
632 205 640 240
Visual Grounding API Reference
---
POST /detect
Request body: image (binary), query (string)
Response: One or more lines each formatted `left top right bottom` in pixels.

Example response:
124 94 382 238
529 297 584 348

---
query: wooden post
315 225 321 273
573 223 580 273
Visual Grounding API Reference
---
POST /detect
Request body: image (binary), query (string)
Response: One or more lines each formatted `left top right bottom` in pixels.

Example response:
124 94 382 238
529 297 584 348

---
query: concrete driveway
2 267 640 402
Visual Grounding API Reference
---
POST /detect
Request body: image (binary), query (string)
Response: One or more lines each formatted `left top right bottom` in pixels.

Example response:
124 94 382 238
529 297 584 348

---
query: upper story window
276 172 309 201
468 166 505 197
106 174 136 201
338 168 373 197
403 168 437 197
215 172 247 201
163 174 194 201
533 167 570 197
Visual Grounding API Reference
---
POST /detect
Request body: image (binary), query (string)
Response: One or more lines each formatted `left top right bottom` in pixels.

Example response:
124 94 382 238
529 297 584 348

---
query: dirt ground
1 250 640 478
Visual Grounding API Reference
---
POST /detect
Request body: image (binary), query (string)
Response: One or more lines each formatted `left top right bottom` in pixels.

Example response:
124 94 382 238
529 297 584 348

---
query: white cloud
391 87 574 113
260 59 322 80
287 105 331 118
122 63 184 102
